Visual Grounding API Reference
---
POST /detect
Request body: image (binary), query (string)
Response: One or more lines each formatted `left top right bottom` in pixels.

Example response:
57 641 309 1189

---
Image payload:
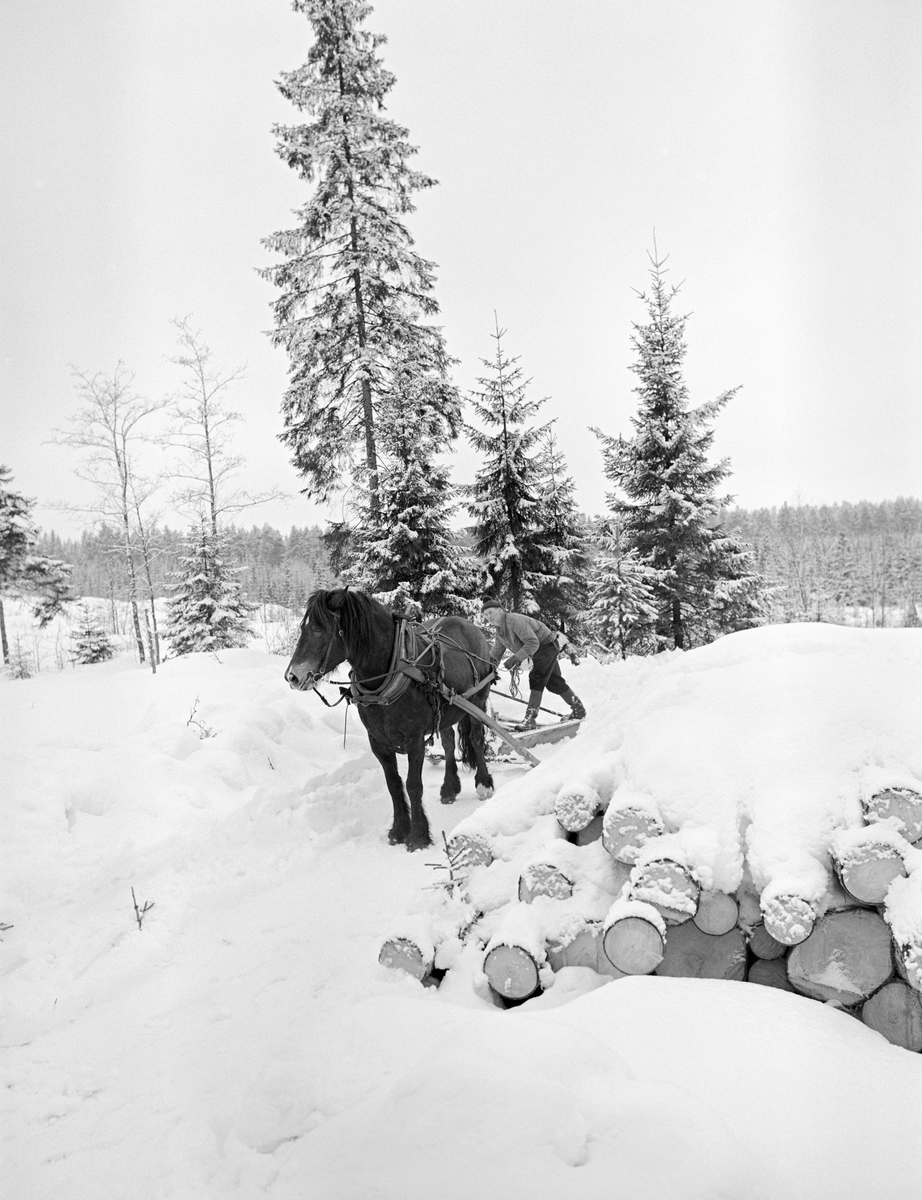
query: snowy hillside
3 619 922 1199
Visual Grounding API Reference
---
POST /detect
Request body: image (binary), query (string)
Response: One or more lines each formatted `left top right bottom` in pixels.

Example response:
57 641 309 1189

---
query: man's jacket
489 611 556 666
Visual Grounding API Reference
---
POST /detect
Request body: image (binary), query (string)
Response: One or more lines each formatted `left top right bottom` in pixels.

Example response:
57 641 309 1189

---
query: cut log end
630 859 700 926
483 944 542 1001
862 788 922 844
836 845 907 905
748 957 794 992
446 833 493 872
861 980 922 1051
693 890 740 936
518 862 574 903
788 908 894 1007
601 804 665 864
603 915 665 975
747 922 788 961
378 937 432 981
761 894 817 946
654 921 747 982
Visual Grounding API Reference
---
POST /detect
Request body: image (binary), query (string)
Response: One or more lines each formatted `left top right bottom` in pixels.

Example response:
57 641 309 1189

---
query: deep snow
3 614 922 1199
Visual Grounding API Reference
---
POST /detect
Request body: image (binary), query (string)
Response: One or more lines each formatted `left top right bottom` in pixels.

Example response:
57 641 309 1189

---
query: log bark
547 922 625 978
861 979 922 1051
629 858 700 926
748 957 794 991
654 920 747 981
693 890 739 936
760 893 817 946
787 909 894 1007
518 861 574 903
483 944 542 1001
833 839 907 905
862 788 922 844
602 914 665 975
601 803 664 864
747 922 788 961
378 937 433 981
570 811 604 846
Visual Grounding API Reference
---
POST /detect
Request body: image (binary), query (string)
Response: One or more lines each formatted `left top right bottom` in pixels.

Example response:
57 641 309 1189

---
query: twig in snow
186 696 215 739
131 887 155 931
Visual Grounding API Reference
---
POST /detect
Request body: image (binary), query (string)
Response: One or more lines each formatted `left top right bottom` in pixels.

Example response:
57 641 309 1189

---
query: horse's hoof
439 791 459 805
476 784 494 801
406 836 431 853
388 829 408 845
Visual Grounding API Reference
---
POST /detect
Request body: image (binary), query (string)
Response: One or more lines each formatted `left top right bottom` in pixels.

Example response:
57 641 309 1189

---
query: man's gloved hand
503 656 519 670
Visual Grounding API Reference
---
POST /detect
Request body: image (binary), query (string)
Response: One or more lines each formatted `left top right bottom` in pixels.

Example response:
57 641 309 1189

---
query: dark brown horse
285 588 495 851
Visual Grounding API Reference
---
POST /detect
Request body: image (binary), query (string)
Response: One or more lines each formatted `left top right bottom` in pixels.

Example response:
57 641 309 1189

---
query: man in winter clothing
481 595 586 730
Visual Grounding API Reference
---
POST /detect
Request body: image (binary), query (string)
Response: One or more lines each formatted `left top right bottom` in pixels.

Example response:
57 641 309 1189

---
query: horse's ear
328 587 349 612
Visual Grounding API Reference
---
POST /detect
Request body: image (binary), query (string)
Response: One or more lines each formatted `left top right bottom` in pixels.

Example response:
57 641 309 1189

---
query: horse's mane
304 587 388 655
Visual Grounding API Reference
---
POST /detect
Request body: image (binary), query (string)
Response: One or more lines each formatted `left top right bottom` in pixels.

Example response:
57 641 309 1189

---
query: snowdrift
3 619 922 1199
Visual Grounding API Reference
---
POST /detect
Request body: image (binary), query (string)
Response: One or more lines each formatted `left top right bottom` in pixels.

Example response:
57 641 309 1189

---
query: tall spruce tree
594 254 765 649
530 427 589 635
261 0 460 517
466 321 551 613
164 521 256 655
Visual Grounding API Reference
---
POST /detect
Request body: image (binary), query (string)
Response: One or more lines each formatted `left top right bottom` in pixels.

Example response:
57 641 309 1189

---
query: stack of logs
380 785 922 1053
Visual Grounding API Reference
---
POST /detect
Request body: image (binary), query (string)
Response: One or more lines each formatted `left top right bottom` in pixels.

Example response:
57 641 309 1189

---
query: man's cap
481 595 503 610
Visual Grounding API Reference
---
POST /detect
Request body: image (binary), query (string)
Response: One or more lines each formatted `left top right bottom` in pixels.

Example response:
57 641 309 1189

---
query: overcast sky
2 0 920 540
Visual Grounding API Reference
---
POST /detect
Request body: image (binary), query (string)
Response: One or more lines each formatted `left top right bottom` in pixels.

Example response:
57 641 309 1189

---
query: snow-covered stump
601 800 664 865
546 921 625 979
629 857 700 926
748 957 794 991
554 781 603 839
518 861 574 903
378 936 434 981
654 920 747 982
862 787 922 845
602 900 666 975
692 890 740 936
831 827 909 905
861 980 922 1051
760 891 818 947
787 909 894 1007
747 922 788 961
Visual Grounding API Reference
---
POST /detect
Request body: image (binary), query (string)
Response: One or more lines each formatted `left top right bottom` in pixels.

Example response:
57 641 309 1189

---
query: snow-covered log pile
382 625 922 1052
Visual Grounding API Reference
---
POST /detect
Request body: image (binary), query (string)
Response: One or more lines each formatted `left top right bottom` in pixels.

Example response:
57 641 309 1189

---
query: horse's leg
404 736 432 852
464 712 495 800
439 726 462 804
368 734 411 846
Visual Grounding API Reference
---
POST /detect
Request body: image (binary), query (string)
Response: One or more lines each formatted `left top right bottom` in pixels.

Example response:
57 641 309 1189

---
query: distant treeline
723 497 922 625
37 496 922 632
36 524 340 614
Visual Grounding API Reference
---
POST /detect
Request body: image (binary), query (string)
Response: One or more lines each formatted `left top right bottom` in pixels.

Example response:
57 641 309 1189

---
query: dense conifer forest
32 495 922 636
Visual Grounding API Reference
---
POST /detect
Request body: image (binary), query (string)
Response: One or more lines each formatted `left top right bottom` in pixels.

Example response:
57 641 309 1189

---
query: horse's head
285 589 350 691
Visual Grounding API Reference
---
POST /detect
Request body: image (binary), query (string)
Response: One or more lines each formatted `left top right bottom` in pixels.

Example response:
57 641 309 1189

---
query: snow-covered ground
3 613 922 1199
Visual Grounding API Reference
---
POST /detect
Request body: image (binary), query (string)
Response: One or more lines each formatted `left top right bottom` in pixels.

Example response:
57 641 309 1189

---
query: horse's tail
459 714 480 770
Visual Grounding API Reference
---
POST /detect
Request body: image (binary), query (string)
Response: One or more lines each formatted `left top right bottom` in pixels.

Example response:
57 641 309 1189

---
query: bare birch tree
53 364 168 664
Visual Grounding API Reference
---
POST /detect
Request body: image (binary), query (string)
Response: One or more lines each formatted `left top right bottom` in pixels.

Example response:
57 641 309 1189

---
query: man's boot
521 705 539 731
560 687 586 721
